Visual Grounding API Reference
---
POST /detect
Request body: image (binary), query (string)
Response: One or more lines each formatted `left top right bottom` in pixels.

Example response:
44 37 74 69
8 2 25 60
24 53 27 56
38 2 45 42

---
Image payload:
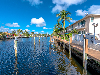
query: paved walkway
52 37 100 62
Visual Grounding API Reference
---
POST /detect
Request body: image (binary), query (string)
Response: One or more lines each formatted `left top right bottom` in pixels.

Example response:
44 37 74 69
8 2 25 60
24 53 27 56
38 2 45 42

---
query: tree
17 29 22 36
71 29 79 34
12 30 16 35
24 30 29 37
31 32 34 34
56 10 72 40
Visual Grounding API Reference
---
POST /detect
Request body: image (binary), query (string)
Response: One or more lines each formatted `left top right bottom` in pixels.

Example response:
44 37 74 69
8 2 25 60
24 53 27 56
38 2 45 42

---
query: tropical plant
56 10 72 40
11 30 16 36
17 29 22 36
31 32 34 35
71 29 79 34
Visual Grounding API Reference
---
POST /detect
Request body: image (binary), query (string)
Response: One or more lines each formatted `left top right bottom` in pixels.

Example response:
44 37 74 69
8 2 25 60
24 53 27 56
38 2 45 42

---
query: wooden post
70 37 72 43
83 35 85 67
85 39 88 54
14 37 18 57
69 37 71 59
83 35 88 75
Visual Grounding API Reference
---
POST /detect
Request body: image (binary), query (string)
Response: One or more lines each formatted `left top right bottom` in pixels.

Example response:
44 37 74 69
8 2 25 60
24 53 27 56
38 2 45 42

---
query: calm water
0 37 91 75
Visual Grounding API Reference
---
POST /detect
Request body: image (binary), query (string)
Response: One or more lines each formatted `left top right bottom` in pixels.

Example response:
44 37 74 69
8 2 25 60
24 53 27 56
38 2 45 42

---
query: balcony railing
67 28 73 31
75 24 85 29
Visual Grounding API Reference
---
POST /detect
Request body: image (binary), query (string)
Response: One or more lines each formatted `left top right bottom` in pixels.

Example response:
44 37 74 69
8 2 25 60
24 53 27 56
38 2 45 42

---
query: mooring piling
83 35 88 75
14 37 18 57
34 36 35 45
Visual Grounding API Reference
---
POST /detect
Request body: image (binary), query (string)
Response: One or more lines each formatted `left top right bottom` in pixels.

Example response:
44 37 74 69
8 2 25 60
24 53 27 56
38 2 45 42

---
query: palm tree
12 30 16 36
56 10 72 40
17 29 22 36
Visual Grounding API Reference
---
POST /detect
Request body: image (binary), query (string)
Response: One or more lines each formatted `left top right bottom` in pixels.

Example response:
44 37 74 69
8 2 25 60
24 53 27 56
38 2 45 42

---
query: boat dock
51 36 100 62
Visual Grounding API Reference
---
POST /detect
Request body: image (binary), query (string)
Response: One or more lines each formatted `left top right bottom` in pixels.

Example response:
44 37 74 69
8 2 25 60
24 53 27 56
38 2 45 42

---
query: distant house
67 14 100 35
4 32 11 36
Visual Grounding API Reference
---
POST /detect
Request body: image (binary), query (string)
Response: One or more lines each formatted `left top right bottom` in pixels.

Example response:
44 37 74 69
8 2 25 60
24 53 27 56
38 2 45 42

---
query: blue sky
0 0 100 34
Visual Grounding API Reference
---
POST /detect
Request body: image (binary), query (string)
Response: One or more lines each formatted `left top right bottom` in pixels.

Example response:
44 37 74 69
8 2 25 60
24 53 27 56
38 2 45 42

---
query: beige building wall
85 17 90 34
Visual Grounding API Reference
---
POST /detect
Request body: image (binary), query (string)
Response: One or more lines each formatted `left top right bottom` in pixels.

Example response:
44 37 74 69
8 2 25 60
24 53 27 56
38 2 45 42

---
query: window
91 17 94 22
72 25 73 29
82 31 83 34
78 23 79 26
84 31 85 34
83 20 85 27
78 31 81 34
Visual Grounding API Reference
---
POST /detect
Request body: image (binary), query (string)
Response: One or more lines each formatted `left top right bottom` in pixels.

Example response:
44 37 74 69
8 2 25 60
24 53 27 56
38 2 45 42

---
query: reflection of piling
83 35 88 75
15 56 18 75
14 37 18 75
34 36 35 45
39 36 40 43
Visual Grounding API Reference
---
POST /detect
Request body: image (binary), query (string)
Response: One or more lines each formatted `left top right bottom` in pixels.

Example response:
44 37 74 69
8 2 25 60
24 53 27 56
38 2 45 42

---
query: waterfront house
67 14 100 40
67 14 100 35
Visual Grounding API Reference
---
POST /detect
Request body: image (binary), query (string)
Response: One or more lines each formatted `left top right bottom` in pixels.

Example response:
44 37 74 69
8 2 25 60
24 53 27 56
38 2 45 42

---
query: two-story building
67 14 100 35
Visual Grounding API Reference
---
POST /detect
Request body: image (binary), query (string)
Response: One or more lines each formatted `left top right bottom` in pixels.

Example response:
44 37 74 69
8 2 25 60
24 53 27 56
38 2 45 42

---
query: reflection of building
67 14 100 35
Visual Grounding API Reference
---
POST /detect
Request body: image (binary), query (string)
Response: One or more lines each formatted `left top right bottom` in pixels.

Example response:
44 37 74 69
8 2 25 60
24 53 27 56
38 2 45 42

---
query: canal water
0 37 91 75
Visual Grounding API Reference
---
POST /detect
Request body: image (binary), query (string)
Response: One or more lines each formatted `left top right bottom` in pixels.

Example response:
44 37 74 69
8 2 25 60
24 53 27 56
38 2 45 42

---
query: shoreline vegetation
0 29 50 40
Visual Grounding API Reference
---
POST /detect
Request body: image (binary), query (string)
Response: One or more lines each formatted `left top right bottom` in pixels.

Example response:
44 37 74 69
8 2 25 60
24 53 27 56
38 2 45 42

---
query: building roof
66 14 100 28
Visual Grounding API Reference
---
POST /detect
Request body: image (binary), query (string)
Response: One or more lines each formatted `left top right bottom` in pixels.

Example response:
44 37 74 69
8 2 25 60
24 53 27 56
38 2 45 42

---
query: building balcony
75 25 85 30
67 28 73 32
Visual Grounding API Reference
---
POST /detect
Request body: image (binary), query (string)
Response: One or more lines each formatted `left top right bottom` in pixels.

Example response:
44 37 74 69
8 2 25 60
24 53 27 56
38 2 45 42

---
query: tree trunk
63 19 65 41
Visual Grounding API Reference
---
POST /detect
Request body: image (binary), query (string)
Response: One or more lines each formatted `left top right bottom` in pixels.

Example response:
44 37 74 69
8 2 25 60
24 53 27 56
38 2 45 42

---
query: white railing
75 25 85 29
67 28 73 31
72 40 83 46
72 34 100 51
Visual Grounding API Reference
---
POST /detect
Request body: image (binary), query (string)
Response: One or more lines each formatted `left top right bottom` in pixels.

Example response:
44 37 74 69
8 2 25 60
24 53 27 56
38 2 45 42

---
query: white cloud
32 30 35 31
5 23 20 27
26 25 30 27
10 29 18 31
52 0 86 13
76 9 87 16
43 27 48 29
43 27 52 29
34 32 38 34
41 31 44 33
70 20 77 23
25 29 30 31
24 0 43 6
23 29 30 32
76 5 100 16
0 26 10 32
31 17 46 27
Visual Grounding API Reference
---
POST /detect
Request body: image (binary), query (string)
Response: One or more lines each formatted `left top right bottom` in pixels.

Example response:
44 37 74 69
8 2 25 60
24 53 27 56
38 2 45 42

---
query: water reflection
0 37 91 75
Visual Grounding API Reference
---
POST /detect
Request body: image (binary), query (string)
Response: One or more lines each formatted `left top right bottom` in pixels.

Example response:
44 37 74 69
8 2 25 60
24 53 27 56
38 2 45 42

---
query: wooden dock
52 36 100 62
